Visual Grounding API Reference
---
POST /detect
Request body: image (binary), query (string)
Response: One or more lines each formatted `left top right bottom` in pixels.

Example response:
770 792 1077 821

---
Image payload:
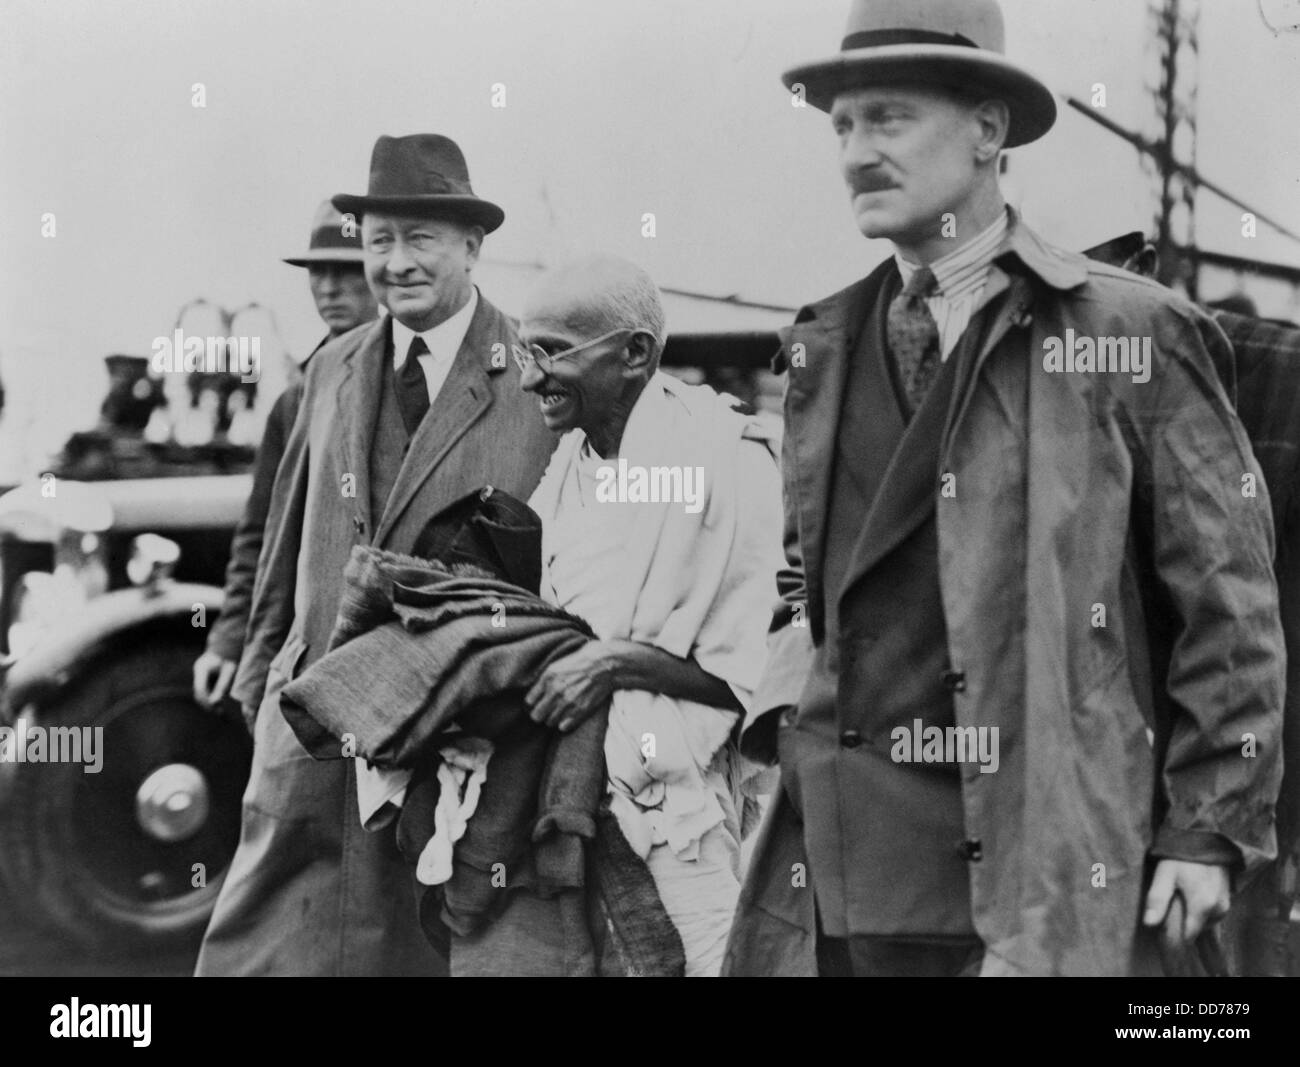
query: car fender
2 582 224 713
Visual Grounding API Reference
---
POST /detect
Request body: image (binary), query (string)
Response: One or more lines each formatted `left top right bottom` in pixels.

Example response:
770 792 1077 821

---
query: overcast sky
2 0 1298 469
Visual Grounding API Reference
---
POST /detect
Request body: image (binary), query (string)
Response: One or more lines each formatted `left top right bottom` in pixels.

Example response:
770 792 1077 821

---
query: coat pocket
245 631 345 820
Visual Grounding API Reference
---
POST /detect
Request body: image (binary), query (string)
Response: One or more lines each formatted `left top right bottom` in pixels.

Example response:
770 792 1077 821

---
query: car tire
0 638 252 955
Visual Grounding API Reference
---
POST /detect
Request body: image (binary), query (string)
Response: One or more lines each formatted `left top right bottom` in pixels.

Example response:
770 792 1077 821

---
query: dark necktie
396 335 431 436
887 265 941 415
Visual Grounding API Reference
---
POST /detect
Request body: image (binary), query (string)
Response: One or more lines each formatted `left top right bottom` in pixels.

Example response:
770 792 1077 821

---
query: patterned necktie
887 265 941 415
396 335 431 436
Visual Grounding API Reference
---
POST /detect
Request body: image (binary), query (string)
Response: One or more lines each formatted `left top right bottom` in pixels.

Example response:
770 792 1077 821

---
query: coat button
941 669 967 693
957 838 983 862
352 516 365 535
839 729 862 749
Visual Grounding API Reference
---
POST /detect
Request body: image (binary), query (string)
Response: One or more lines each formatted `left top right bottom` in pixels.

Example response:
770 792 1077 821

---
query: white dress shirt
895 209 1009 360
389 285 479 404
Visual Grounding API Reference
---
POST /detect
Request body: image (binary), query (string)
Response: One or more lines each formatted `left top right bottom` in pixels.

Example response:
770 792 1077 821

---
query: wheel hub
134 763 210 842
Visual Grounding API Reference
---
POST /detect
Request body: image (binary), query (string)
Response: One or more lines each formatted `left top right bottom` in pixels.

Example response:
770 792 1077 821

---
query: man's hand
1142 859 1232 950
193 650 238 708
525 641 618 733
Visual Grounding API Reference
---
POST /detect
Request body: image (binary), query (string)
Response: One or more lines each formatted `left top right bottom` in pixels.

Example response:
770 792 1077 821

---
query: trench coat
724 213 1286 976
195 294 556 975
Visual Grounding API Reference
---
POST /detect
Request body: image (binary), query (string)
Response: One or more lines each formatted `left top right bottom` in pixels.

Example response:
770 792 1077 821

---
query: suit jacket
196 293 556 976
726 212 1284 976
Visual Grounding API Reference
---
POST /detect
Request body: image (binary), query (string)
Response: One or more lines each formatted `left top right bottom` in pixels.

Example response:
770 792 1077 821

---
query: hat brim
282 248 368 267
330 193 504 234
782 44 1056 148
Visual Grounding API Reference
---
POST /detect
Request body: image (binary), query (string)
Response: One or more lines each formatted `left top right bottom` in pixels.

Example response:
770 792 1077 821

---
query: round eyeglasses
511 327 651 374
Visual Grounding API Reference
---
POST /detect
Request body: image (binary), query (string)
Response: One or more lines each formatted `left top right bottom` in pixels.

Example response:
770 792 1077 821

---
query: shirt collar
993 206 1091 292
390 286 479 367
890 206 1091 297
895 208 1009 298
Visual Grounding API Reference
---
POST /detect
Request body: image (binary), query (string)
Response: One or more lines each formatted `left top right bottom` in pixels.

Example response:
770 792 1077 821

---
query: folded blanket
281 540 679 973
281 546 594 763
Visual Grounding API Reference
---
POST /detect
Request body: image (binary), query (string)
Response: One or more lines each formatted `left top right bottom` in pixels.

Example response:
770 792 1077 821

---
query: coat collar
776 260 893 643
374 293 511 545
332 296 512 546
992 206 1090 293
774 210 1083 638
777 206 1087 347
335 317 390 538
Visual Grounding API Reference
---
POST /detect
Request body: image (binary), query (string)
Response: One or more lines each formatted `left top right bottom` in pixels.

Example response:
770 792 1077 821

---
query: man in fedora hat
724 0 1285 976
193 200 378 712
195 135 555 976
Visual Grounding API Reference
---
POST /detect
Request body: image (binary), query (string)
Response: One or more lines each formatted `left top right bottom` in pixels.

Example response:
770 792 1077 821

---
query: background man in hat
724 0 1285 976
193 200 377 711
195 135 555 976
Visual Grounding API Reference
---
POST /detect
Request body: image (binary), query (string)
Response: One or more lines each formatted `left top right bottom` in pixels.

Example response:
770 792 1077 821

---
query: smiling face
517 314 633 439
307 262 378 336
517 256 663 453
361 213 481 331
832 84 1005 261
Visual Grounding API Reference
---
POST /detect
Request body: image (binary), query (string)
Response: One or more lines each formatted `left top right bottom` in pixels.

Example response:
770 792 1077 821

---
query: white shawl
529 372 784 858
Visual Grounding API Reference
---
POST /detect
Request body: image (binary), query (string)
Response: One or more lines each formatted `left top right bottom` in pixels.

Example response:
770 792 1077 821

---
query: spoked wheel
0 640 252 954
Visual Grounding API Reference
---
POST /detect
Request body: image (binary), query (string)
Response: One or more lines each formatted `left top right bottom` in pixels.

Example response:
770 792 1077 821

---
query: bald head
523 255 666 365
517 255 668 452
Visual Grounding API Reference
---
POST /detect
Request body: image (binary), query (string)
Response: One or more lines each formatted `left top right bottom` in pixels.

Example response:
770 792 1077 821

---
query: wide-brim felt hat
283 199 367 267
782 0 1056 148
332 134 504 234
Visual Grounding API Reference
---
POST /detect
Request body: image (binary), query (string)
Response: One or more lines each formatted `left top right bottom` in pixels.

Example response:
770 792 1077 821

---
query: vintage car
0 471 254 954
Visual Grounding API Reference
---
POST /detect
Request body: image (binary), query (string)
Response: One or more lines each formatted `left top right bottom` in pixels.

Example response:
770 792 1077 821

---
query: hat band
841 28 978 50
308 225 362 251
367 174 474 198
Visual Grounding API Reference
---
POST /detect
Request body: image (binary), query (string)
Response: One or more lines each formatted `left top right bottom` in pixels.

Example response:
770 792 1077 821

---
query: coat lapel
780 269 882 630
939 269 1033 471
335 318 390 540
373 298 501 545
836 323 963 608
837 239 1054 597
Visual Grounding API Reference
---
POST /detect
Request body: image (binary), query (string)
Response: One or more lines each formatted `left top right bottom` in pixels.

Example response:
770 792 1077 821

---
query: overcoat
724 214 1286 976
195 294 556 975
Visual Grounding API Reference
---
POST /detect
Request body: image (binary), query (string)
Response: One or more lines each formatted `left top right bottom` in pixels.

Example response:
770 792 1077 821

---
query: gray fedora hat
283 200 367 267
332 134 504 233
782 0 1057 148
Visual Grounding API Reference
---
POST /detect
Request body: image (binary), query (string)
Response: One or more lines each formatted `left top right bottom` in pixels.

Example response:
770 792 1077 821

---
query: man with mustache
194 200 377 713
724 0 1285 976
195 135 555 975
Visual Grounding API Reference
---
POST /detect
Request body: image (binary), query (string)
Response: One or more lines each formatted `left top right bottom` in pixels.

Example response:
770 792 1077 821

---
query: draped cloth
528 371 785 973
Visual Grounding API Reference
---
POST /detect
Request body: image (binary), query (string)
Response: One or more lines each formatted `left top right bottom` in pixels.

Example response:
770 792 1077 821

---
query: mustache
848 170 900 195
